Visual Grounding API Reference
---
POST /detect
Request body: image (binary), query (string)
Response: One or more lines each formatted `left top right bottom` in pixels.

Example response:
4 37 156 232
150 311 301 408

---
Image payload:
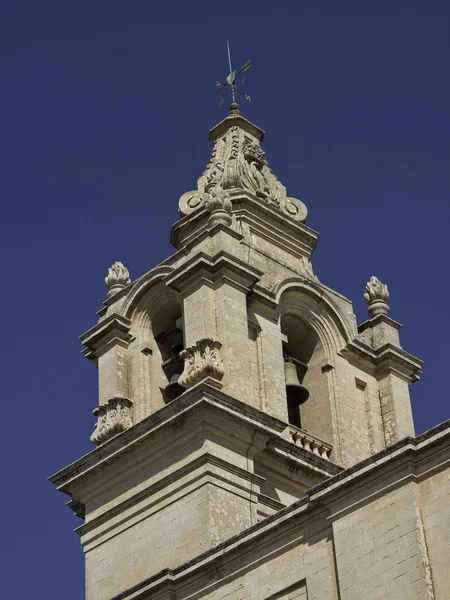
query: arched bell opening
281 315 320 430
151 301 185 403
129 282 186 421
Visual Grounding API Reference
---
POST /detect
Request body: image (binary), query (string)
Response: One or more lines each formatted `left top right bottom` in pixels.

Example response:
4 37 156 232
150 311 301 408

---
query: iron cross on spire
215 40 251 106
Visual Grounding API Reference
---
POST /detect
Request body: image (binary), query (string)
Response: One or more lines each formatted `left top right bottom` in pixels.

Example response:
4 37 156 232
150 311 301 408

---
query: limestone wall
420 462 450 599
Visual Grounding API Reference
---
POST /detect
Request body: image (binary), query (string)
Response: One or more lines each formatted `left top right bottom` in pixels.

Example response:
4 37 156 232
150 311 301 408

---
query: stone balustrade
287 425 333 460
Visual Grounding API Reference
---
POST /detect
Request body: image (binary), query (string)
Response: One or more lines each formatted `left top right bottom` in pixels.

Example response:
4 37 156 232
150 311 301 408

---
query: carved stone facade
51 104 450 600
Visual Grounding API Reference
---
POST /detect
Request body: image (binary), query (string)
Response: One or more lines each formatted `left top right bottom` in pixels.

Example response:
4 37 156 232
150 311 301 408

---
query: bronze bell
164 340 185 401
160 329 185 402
284 359 309 428
164 371 184 401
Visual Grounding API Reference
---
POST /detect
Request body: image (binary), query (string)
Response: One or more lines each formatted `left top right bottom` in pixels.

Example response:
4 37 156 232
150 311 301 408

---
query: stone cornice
170 214 244 252
107 419 450 600
357 313 402 334
231 190 318 258
49 384 286 493
75 452 266 539
342 339 423 382
170 208 209 250
267 437 340 478
172 189 317 259
165 250 262 293
308 419 450 509
49 384 338 503
249 285 278 310
79 314 132 361
208 112 265 143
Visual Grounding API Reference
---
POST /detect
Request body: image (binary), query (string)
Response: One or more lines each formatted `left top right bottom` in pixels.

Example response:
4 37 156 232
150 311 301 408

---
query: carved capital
90 396 133 445
105 262 131 298
364 276 390 317
179 338 224 389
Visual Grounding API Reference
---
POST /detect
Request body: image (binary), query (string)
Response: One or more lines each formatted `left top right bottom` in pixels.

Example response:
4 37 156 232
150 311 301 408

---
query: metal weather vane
215 40 251 106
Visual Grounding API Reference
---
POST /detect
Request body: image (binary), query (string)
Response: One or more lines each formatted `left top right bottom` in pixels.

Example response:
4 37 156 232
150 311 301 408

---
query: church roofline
105 418 450 600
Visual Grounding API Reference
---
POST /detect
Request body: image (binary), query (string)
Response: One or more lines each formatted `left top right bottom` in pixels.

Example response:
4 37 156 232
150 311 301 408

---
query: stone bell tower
51 103 450 600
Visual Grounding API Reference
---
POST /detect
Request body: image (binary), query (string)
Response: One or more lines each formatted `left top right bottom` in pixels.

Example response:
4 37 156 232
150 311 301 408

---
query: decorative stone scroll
204 185 232 227
364 276 390 318
299 256 318 281
179 338 224 389
178 109 307 224
105 262 131 298
90 396 133 445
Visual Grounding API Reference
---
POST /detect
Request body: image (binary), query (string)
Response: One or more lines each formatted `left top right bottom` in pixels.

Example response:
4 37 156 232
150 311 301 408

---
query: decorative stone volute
105 261 131 298
178 106 307 224
204 184 232 227
90 396 133 445
179 338 224 389
364 276 390 317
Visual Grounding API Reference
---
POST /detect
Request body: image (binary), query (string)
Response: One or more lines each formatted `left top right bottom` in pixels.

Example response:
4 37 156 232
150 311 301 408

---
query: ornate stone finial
178 110 308 224
179 338 224 389
229 101 240 115
204 185 233 227
364 276 390 317
105 262 131 298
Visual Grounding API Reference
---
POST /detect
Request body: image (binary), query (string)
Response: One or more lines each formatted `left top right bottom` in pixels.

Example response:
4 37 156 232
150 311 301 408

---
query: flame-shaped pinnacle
105 262 131 298
364 276 390 317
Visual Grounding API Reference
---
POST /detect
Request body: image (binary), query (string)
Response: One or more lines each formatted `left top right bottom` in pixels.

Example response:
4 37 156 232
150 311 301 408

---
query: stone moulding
179 338 224 389
90 396 133 445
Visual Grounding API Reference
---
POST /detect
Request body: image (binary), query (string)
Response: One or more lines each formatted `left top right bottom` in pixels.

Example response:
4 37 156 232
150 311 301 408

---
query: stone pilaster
80 314 133 443
167 238 262 406
355 277 422 446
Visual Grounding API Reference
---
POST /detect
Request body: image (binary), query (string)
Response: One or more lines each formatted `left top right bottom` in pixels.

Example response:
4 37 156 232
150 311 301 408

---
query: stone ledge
166 249 263 293
342 338 423 382
49 383 287 492
357 313 402 334
76 452 266 544
80 313 132 361
49 383 340 516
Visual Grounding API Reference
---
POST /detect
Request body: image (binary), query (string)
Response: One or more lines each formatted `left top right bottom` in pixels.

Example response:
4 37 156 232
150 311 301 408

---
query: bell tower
51 102 423 600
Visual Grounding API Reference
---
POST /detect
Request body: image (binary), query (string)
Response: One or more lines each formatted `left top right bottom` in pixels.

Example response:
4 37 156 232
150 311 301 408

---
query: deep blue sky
2 2 449 598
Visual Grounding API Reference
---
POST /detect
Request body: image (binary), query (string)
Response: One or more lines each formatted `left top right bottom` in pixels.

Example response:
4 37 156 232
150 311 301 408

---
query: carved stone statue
105 262 131 298
364 276 390 317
